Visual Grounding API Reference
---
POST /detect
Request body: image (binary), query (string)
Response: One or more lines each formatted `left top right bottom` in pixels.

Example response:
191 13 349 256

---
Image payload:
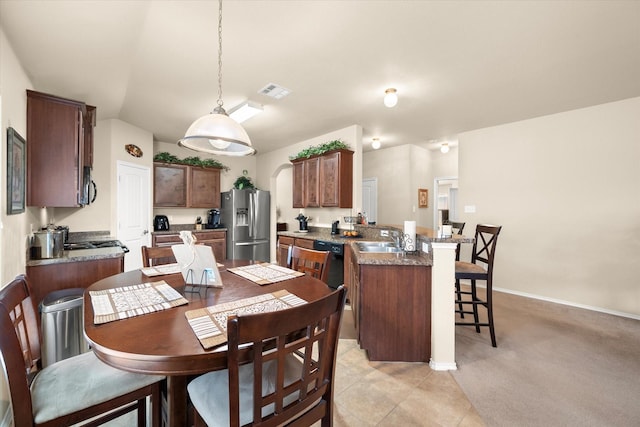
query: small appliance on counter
154 215 170 231
331 220 340 235
295 214 310 232
31 230 64 259
206 208 222 229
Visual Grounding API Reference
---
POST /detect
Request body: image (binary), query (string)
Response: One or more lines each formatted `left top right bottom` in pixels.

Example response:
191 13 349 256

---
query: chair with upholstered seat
141 245 176 267
188 286 347 427
287 245 331 285
0 274 164 426
454 224 502 347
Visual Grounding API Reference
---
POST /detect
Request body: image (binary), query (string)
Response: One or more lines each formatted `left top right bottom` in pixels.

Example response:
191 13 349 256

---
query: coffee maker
206 209 222 228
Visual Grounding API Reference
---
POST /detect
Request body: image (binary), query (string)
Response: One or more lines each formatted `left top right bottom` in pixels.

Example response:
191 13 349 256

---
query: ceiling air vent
258 83 291 99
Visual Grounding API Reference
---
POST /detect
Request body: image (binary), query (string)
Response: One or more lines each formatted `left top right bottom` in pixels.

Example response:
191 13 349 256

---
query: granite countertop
279 224 474 267
27 230 125 267
27 246 125 267
151 224 228 235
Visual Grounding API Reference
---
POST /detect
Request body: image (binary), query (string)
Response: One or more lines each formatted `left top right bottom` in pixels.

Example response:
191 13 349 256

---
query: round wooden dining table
83 259 332 426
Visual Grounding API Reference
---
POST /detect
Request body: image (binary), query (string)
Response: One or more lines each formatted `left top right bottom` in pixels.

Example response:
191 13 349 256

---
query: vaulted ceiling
2 1 639 154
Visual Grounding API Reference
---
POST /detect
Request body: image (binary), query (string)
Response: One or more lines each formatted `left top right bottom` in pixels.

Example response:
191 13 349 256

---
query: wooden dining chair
141 245 176 267
454 224 502 347
0 274 165 427
187 286 347 427
287 245 331 284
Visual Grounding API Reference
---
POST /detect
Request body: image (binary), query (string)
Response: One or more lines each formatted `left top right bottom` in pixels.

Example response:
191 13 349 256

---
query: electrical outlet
464 205 476 213
422 242 429 253
380 229 389 237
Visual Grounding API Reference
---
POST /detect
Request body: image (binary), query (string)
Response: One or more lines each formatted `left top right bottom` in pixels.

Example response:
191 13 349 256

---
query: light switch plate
422 242 429 253
464 205 476 213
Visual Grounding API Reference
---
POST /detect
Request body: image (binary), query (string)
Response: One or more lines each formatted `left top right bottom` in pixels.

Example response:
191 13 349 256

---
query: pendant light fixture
178 0 255 156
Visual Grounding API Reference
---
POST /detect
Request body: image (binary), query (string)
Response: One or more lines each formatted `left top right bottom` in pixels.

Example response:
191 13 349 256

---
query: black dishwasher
313 240 344 290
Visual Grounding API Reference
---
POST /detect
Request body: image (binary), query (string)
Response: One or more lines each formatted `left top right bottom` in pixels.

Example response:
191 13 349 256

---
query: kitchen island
278 224 471 368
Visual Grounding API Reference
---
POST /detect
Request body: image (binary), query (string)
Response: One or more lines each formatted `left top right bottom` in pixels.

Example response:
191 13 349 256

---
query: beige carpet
451 287 640 426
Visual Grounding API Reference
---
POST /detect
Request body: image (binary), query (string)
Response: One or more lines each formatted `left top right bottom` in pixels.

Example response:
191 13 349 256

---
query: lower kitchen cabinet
26 257 124 310
276 236 316 267
277 236 294 267
348 250 431 362
152 230 226 261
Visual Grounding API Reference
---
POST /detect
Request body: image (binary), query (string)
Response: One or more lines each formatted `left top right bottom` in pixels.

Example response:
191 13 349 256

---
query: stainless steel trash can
40 288 90 367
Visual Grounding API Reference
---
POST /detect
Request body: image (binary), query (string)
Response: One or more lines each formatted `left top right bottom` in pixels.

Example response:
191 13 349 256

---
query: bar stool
455 224 502 347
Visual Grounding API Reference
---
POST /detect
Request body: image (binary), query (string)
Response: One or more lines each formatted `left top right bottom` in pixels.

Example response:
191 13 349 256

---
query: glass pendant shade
178 107 256 156
384 88 398 108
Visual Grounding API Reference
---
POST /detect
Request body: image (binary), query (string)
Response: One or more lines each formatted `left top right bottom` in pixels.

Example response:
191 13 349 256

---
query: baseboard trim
429 359 458 371
493 286 640 321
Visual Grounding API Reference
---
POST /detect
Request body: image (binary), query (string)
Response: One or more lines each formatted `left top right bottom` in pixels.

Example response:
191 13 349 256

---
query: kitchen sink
355 241 404 253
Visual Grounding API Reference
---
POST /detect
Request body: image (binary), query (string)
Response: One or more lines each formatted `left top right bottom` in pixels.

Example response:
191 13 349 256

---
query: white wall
363 143 456 229
458 97 640 317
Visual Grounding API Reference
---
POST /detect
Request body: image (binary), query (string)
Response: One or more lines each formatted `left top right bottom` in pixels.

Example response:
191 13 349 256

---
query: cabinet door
277 236 295 266
27 90 85 207
304 157 320 207
292 161 305 208
195 230 226 261
320 150 353 208
294 237 315 249
189 167 221 208
154 164 187 207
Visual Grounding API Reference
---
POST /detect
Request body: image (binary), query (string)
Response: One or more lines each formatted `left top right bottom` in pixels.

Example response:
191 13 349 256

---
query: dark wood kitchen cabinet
319 149 353 207
27 257 123 311
291 149 352 208
26 90 96 207
348 249 431 362
152 230 226 261
291 157 319 208
153 163 221 208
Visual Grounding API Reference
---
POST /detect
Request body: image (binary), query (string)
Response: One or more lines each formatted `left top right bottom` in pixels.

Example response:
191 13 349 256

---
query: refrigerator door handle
249 192 255 237
236 240 268 246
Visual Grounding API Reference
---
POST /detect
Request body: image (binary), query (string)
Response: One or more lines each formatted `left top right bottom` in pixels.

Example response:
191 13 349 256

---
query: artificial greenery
153 152 229 171
233 175 256 190
289 139 350 160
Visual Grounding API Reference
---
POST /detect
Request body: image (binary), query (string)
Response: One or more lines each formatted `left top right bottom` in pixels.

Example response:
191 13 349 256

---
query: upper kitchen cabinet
319 149 353 207
27 90 96 207
153 162 221 208
291 149 353 208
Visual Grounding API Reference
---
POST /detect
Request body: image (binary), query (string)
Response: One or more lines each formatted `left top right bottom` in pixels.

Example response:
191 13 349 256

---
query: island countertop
278 224 472 267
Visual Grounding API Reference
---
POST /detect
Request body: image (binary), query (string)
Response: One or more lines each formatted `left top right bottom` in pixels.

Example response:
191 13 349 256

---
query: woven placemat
185 290 307 349
90 280 188 324
227 263 304 285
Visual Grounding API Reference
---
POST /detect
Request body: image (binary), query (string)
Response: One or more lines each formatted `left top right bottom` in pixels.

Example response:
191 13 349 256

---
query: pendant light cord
217 0 224 108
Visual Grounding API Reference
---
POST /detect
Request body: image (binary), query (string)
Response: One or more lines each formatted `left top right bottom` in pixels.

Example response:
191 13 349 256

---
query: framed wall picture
418 188 428 208
7 127 26 214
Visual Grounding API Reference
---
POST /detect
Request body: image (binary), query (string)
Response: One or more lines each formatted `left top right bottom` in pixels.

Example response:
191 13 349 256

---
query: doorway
433 177 458 229
116 161 151 271
362 178 378 224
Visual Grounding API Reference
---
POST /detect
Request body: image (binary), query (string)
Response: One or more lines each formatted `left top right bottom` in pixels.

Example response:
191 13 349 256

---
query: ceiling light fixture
228 101 263 123
383 88 398 108
372 138 381 150
178 0 255 156
440 143 450 153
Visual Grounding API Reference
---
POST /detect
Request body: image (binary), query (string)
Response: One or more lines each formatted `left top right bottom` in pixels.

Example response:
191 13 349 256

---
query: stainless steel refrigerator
221 189 270 262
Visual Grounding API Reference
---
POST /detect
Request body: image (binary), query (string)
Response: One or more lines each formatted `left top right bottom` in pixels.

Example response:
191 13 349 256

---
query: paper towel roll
404 221 416 252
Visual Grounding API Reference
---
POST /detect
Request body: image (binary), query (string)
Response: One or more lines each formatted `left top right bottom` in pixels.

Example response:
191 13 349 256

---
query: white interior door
117 161 150 271
362 178 378 223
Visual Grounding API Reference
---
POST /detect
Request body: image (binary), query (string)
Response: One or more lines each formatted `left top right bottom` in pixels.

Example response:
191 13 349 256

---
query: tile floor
323 338 484 426
105 306 485 427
